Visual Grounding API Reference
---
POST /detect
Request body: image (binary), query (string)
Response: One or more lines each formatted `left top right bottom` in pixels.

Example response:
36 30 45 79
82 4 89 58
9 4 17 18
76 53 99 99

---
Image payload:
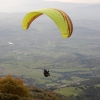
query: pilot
44 69 50 77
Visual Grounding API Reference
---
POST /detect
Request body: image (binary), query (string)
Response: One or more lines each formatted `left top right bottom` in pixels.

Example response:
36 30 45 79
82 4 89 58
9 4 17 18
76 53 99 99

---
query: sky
0 0 100 12
45 0 100 3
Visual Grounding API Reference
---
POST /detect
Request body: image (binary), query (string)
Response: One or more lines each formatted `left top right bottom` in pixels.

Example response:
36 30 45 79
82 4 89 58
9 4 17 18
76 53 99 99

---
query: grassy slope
54 86 82 96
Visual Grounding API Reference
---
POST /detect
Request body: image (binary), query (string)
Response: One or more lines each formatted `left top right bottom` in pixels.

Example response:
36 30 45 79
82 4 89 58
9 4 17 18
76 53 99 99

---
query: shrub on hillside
0 93 32 100
0 75 30 98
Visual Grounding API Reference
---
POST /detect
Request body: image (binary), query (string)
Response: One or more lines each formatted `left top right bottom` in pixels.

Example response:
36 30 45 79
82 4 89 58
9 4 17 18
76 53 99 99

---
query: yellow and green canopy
22 8 73 38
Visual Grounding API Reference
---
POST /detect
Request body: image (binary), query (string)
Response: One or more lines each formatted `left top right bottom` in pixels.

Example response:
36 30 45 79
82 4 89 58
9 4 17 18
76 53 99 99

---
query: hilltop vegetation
0 75 73 100
1 75 100 100
0 75 31 100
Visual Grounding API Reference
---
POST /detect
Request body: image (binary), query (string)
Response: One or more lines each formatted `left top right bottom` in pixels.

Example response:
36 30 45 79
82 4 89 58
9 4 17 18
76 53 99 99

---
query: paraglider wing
22 8 73 38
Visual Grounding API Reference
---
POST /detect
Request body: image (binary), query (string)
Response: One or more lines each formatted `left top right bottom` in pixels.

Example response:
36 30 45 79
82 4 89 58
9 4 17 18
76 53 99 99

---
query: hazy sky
45 0 100 3
0 0 100 12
